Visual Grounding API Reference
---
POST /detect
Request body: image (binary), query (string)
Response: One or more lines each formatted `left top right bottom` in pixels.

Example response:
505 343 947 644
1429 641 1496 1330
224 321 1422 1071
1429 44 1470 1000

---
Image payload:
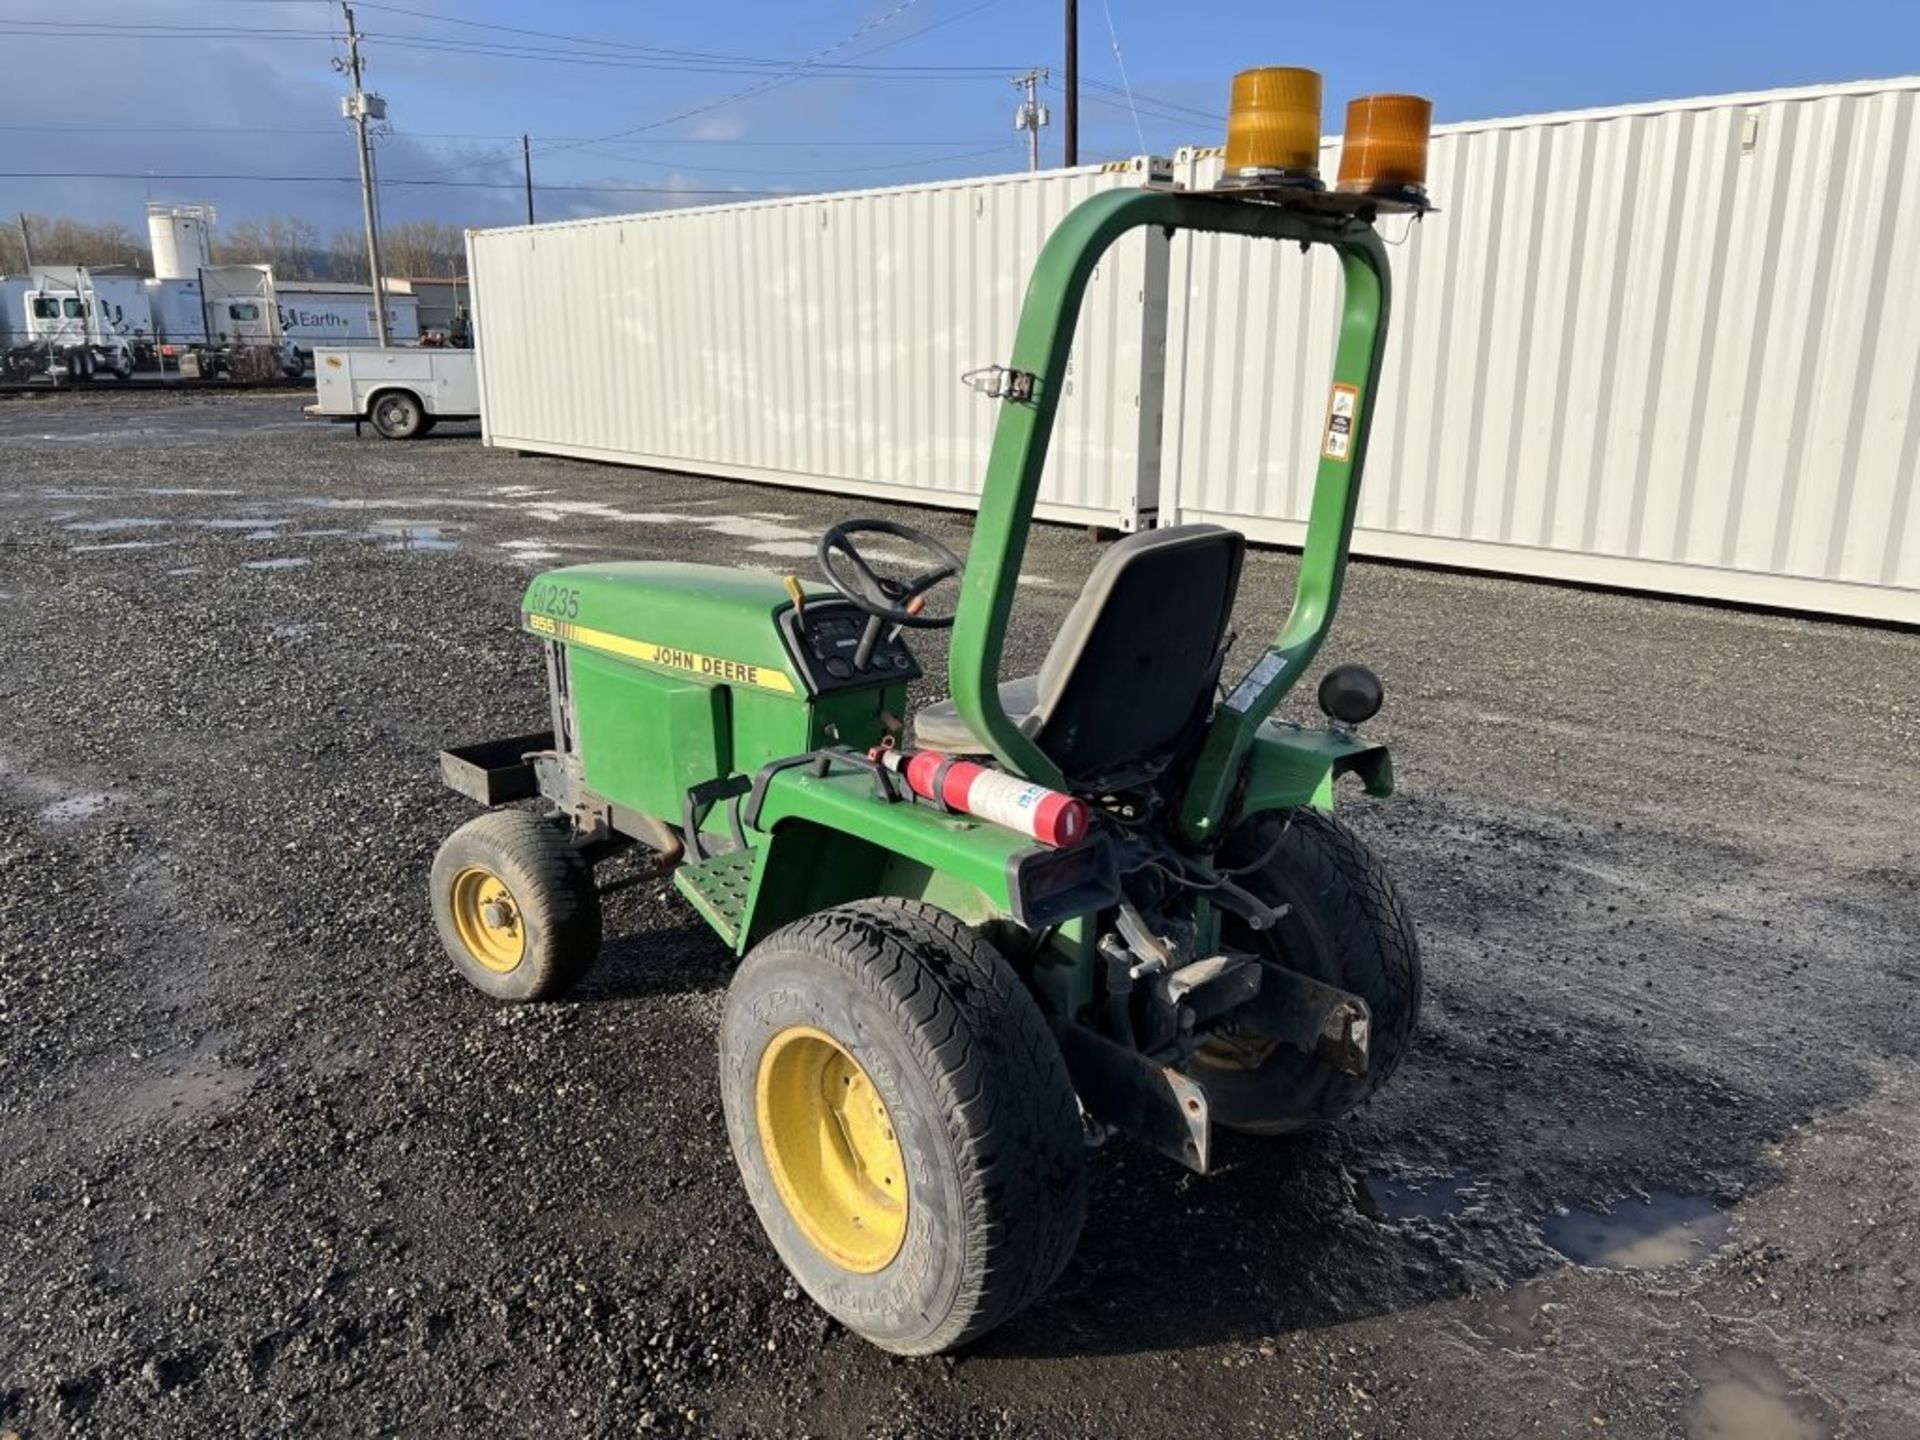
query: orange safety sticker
1322 383 1360 462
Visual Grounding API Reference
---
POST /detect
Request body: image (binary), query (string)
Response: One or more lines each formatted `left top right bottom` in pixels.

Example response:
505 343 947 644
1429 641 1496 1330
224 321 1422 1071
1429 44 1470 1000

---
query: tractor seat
912 524 1245 789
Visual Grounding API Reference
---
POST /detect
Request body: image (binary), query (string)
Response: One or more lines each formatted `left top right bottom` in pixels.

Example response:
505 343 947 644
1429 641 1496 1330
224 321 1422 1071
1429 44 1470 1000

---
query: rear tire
720 899 1086 1354
369 389 425 440
429 810 601 1001
1188 807 1422 1134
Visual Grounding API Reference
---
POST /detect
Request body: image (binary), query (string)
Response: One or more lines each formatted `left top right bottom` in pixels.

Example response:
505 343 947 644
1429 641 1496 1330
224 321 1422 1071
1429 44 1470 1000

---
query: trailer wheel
429 810 602 1002
720 899 1086 1354
1188 807 1422 1134
369 389 425 440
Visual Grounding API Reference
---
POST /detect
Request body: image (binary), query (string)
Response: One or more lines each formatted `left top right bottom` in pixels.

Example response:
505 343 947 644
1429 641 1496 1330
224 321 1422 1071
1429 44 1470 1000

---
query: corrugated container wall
470 158 1168 529
1162 79 1920 623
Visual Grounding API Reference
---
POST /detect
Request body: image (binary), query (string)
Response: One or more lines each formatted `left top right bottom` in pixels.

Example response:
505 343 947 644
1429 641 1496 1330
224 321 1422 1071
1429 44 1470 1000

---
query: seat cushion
911 675 1042 755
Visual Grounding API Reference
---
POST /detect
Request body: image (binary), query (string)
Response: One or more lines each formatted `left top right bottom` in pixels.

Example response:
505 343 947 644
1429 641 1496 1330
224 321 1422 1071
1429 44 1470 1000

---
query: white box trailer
306 345 478 439
276 283 421 358
468 157 1170 531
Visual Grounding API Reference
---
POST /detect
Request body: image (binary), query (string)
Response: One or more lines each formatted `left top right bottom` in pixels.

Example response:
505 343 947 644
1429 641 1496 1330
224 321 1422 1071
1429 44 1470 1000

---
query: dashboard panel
777 598 921 694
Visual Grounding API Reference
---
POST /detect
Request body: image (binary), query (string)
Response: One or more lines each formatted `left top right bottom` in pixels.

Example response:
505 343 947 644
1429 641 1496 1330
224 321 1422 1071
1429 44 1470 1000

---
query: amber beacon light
1336 93 1434 203
1221 66 1324 188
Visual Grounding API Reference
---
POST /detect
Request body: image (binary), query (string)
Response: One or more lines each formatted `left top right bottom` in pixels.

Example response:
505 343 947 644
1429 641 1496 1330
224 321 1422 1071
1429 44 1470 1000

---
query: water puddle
65 516 163 532
1358 1170 1489 1223
1543 1189 1731 1270
166 566 204 577
71 540 173 553
370 520 461 551
267 621 327 640
1686 1349 1832 1439
38 791 113 824
194 518 290 530
243 557 310 571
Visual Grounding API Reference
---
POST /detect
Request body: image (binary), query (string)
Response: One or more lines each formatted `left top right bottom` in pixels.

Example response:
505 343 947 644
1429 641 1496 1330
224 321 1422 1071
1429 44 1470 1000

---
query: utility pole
522 134 535 225
339 3 391 345
1063 0 1078 166
17 213 34 269
1012 69 1050 173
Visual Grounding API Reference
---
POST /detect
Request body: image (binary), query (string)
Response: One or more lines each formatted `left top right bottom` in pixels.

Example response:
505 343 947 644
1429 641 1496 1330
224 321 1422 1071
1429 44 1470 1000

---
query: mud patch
1686 1349 1833 1439
1543 1190 1731 1269
1455 1280 1556 1352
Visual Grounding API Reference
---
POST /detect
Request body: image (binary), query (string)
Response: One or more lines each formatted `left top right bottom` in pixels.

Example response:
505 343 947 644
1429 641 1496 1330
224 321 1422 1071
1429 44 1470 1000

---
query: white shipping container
469 158 1170 530
1159 77 1920 624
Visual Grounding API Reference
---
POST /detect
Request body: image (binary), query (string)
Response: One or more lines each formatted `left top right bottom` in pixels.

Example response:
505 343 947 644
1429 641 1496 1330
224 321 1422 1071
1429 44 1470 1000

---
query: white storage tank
147 203 216 281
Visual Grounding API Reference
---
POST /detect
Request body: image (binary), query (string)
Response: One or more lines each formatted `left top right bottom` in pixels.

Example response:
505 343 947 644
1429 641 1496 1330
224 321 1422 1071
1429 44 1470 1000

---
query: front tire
720 900 1086 1354
1188 807 1422 1134
369 389 424 440
429 810 601 1001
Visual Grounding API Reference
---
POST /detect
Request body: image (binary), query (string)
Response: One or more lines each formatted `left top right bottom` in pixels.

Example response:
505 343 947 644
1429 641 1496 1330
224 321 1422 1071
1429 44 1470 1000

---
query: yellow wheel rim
448 865 526 973
755 1026 908 1274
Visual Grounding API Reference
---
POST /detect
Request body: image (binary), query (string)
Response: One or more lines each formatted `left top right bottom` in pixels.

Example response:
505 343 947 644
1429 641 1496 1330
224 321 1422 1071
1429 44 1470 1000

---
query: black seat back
1029 524 1244 787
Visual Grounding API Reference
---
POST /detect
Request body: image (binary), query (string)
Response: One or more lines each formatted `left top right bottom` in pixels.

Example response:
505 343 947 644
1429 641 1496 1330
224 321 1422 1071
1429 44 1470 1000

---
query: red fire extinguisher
872 745 1089 848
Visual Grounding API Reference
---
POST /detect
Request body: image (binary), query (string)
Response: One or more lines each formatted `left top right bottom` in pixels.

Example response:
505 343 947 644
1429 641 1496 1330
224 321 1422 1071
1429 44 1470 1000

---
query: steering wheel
818 518 966 673
818 518 965 628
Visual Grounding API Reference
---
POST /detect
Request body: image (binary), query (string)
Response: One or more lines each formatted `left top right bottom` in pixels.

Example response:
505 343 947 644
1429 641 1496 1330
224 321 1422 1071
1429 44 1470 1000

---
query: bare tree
327 228 369 284
380 220 467 279
219 215 325 279
1 214 151 274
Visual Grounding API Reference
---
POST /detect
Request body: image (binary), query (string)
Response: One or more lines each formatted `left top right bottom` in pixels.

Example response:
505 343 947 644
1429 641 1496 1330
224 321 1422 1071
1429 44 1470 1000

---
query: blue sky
3 0 1916 231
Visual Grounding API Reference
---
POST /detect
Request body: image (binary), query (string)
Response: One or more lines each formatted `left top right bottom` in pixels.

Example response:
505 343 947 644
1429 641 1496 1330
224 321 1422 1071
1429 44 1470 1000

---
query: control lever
853 594 923 672
852 614 885 671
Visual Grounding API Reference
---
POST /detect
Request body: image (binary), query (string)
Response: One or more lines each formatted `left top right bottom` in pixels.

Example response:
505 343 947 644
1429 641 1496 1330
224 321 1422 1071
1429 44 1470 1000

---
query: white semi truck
0 265 302 383
0 270 140 381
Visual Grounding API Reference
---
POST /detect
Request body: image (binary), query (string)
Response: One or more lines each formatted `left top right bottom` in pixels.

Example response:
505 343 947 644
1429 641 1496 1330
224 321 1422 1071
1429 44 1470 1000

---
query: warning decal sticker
1322 383 1360 462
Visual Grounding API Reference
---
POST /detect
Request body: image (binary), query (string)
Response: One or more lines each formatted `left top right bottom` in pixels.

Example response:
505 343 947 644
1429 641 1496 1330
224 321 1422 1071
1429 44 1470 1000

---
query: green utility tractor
430 119 1428 1354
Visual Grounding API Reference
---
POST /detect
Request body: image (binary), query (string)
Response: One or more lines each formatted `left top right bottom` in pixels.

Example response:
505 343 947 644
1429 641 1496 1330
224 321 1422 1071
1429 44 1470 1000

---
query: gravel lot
1 390 1915 1439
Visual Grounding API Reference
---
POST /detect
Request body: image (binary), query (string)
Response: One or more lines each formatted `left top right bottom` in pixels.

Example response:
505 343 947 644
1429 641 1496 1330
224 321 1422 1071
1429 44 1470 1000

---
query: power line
1096 0 1147 156
0 122 1005 146
564 142 1018 177
0 170 789 198
363 34 1014 78
0 21 1011 75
